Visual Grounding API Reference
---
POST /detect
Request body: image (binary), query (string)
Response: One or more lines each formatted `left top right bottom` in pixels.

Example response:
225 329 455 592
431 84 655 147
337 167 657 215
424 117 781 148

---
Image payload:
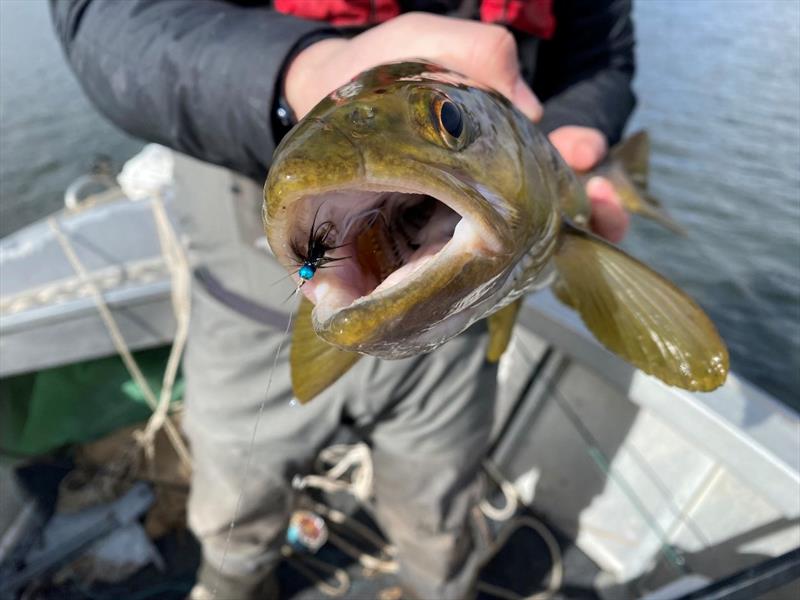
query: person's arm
50 0 339 180
528 0 635 241
535 0 636 146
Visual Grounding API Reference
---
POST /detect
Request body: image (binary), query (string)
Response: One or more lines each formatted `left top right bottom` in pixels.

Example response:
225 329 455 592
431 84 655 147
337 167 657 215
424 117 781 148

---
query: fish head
264 61 558 357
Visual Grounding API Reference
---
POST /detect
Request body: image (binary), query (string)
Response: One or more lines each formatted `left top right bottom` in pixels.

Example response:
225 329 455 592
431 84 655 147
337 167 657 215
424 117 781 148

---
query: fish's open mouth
288 187 475 312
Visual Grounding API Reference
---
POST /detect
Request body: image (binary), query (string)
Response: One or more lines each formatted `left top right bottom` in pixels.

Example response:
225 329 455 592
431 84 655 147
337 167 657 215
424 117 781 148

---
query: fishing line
212 308 295 599
282 281 306 305
552 392 689 575
515 335 710 556
622 440 711 548
269 267 302 287
636 209 763 325
514 337 690 576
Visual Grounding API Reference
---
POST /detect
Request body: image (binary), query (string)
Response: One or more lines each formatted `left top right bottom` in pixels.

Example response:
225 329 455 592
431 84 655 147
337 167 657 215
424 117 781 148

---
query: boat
1 146 798 599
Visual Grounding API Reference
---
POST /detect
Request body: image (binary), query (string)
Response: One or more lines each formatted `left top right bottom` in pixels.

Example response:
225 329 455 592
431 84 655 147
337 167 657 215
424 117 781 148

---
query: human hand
284 12 542 121
548 126 629 243
285 16 626 242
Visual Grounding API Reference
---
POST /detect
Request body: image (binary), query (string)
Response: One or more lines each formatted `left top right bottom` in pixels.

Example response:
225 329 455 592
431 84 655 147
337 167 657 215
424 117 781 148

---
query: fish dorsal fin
291 297 361 403
630 197 688 236
553 222 729 391
611 130 650 189
605 132 686 236
486 298 522 362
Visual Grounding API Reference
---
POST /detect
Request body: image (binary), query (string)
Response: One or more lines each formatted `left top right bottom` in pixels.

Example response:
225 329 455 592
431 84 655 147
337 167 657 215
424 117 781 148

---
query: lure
290 205 348 289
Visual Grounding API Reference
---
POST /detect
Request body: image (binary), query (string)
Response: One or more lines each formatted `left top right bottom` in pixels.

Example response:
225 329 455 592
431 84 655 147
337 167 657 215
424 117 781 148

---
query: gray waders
174 154 497 599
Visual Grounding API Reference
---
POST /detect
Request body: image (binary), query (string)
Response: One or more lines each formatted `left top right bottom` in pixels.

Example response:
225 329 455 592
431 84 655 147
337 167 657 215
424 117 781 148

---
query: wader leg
182 285 343 591
168 153 344 594
364 323 497 600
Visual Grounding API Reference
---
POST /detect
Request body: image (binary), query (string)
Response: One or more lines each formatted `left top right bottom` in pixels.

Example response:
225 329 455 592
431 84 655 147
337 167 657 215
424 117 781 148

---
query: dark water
1 1 799 407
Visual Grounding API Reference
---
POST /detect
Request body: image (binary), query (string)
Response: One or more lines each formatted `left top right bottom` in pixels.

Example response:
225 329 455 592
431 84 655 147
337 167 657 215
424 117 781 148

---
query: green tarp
0 347 183 458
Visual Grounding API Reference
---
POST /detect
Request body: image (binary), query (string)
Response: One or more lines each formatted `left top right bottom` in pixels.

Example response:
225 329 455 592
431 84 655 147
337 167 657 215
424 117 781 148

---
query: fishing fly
289 204 349 292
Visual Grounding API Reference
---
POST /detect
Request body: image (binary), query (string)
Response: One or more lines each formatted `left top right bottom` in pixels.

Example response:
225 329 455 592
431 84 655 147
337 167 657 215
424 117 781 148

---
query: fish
263 61 728 403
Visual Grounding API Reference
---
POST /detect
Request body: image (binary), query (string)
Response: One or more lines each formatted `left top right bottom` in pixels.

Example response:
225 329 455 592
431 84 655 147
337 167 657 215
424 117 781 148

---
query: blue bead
299 264 316 281
286 524 300 545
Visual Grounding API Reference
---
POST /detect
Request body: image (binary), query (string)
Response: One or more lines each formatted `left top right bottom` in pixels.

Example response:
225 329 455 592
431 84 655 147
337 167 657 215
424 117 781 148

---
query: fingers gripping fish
263 61 728 403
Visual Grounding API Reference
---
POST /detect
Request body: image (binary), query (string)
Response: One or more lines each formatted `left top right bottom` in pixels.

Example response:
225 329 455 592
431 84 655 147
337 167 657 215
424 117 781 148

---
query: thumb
586 176 629 243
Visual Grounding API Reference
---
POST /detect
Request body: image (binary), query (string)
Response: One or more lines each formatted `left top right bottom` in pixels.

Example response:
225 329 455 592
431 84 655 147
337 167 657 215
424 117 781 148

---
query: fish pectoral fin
291 297 361 403
553 222 729 391
552 275 575 310
486 298 522 362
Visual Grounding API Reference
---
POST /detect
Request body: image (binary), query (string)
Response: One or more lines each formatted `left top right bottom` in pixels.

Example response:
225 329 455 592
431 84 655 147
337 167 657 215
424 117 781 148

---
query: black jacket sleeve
534 0 636 145
50 0 338 180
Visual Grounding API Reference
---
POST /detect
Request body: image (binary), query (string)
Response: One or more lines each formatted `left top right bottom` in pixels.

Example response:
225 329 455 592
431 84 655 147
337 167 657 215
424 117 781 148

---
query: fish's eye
438 100 463 138
411 91 472 149
431 97 467 147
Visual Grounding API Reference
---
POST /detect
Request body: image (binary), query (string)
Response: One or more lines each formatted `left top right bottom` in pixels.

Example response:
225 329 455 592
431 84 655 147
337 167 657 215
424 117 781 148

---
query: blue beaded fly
290 204 349 290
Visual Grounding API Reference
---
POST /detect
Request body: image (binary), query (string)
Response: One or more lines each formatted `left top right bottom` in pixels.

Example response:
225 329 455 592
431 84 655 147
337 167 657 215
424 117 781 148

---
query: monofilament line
212 309 295 599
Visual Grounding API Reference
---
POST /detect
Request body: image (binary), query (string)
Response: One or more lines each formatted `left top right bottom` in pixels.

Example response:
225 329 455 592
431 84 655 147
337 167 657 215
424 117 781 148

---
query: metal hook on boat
64 155 119 212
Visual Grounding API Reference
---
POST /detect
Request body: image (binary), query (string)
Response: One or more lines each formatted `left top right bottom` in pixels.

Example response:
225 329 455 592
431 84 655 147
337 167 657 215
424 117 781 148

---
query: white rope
1 258 168 316
48 212 192 474
480 459 520 522
292 444 563 599
133 195 192 470
476 460 563 600
292 443 374 504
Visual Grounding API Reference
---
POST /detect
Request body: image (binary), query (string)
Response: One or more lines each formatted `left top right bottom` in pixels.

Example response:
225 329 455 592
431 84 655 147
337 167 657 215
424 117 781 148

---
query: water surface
624 1 800 407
